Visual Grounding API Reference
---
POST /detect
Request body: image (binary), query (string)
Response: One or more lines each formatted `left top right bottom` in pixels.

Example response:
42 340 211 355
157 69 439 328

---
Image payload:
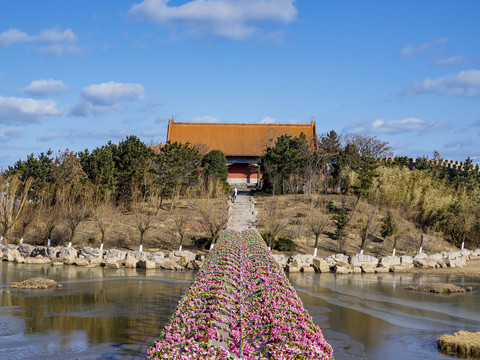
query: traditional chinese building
166 119 317 185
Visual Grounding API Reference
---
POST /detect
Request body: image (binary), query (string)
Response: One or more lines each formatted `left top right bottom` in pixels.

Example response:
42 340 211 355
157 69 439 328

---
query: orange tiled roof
166 119 317 157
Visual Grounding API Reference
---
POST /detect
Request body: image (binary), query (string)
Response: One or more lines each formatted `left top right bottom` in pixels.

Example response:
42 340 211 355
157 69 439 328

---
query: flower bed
146 229 333 359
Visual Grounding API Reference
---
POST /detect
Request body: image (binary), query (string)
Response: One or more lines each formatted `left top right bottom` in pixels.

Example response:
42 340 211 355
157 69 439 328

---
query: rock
290 254 314 266
57 247 76 259
448 258 466 268
430 253 445 262
301 266 315 273
7 254 15 262
177 256 190 268
64 256 76 265
165 252 181 262
400 256 414 264
51 261 63 266
334 261 353 274
74 258 89 266
335 266 352 274
17 244 35 258
138 260 156 269
414 258 439 269
349 254 379 267
105 260 120 269
352 266 362 274
25 257 51 264
391 264 413 272
127 251 148 261
290 259 303 269
88 258 103 266
148 251 165 262
379 256 401 267
13 256 25 264
11 249 21 259
3 244 16 254
196 255 206 262
446 251 461 260
361 263 376 273
125 255 139 268
436 259 448 268
187 260 203 270
285 264 300 273
375 266 390 273
414 253 428 260
104 249 127 261
173 250 196 262
335 261 352 269
325 253 349 264
312 257 330 273
79 247 103 259
159 259 182 270
0 251 3 259
272 254 287 267
459 249 471 257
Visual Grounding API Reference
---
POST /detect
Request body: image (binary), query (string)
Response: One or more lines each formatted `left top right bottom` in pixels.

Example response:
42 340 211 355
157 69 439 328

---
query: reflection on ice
289 272 480 359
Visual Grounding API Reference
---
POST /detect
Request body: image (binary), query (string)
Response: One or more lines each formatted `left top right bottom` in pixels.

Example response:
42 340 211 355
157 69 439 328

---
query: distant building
166 119 317 185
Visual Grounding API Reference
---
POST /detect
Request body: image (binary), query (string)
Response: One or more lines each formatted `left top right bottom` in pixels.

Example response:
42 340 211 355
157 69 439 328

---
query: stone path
227 189 257 231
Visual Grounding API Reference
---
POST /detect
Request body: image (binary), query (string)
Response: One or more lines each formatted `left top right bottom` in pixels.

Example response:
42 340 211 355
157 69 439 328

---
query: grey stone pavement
227 189 258 231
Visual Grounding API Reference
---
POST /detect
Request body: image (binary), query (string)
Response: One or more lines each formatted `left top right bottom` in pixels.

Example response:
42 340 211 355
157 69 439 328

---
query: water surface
1 262 478 359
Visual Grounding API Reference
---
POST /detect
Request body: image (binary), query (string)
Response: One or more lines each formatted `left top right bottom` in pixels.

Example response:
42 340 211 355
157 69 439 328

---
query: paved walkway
227 189 258 231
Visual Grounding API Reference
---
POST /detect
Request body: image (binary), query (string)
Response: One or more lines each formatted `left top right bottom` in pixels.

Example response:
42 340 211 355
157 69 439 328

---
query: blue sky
1 0 480 168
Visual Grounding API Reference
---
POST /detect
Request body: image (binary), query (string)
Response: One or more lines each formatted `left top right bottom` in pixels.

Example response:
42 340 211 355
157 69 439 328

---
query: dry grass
254 193 457 258
438 331 480 357
11 277 62 289
405 283 467 294
17 197 226 253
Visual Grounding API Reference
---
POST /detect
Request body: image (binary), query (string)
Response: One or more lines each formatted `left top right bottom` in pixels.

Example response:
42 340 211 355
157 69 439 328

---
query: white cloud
344 117 448 135
23 79 68 96
397 37 448 58
36 27 76 44
128 0 297 40
260 116 277 124
434 55 472 67
71 81 146 116
0 96 63 124
0 127 23 141
190 115 221 123
405 69 480 97
0 28 30 47
0 27 78 55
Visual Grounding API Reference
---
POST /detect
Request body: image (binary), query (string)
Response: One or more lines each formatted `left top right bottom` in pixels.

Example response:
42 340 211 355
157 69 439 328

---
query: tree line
259 131 480 250
1 135 229 248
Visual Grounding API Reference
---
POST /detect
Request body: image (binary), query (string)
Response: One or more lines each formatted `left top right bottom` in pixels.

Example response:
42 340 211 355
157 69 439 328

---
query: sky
1 0 480 168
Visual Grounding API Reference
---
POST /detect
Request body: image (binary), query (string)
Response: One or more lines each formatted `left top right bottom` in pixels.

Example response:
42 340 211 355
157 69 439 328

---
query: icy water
1 262 479 360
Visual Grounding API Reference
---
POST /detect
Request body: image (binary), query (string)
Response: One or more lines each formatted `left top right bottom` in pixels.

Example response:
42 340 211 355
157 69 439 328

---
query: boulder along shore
1 243 479 276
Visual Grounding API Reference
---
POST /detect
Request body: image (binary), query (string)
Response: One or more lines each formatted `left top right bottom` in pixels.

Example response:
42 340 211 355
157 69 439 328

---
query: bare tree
0 174 33 245
134 200 154 252
259 199 288 249
305 202 330 256
93 201 114 249
358 206 379 253
190 198 229 249
17 202 35 243
173 216 188 251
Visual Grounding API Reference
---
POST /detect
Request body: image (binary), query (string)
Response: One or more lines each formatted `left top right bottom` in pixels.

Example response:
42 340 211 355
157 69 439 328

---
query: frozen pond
1 261 478 359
